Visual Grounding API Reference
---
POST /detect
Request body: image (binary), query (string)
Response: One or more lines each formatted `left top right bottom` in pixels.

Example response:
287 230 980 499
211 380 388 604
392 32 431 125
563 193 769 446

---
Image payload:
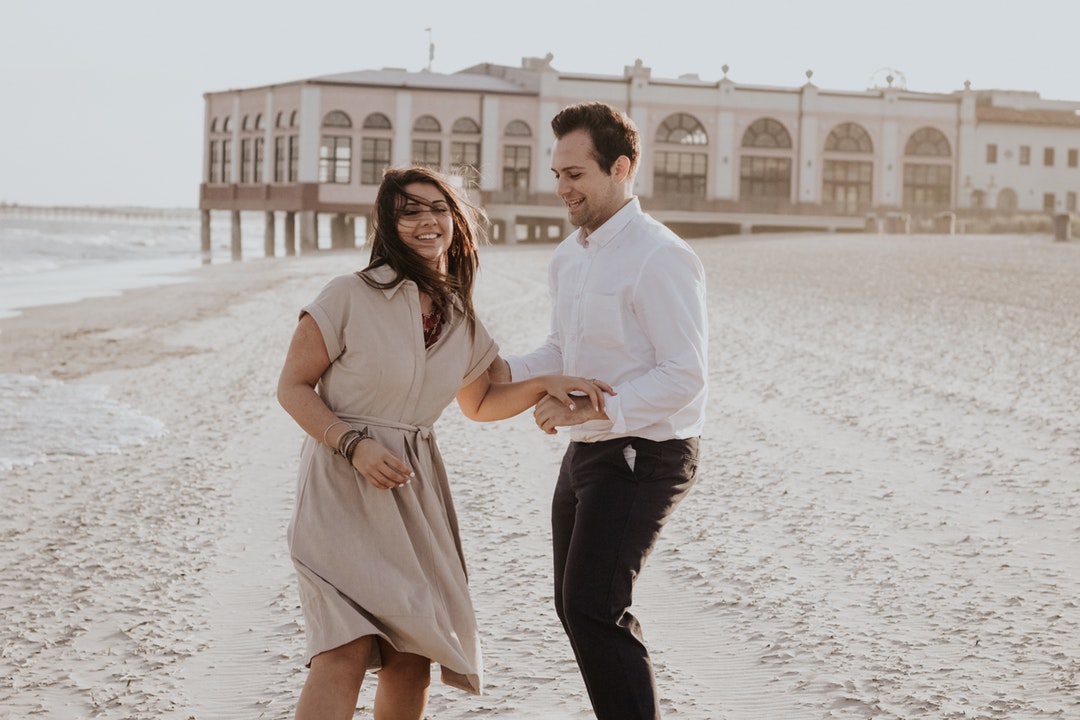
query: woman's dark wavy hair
362 166 487 334
551 102 640 176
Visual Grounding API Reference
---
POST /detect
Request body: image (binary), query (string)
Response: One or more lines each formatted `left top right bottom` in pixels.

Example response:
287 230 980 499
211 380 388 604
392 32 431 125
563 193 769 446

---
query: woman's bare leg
372 638 432 720
295 636 373 720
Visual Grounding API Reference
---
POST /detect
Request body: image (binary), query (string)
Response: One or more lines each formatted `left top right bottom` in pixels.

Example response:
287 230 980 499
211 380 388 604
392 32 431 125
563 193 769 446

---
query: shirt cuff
601 393 625 434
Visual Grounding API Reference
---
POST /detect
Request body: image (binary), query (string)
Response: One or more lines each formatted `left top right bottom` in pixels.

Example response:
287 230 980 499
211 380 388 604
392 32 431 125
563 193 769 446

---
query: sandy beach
1 232 1078 719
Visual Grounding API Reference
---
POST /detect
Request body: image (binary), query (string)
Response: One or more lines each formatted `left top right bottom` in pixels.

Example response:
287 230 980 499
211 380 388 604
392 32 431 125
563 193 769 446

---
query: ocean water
0 373 168 470
0 209 277 470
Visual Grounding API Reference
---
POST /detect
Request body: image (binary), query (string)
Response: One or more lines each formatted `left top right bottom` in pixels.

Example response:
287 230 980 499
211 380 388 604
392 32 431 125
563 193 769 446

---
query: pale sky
2 0 1077 208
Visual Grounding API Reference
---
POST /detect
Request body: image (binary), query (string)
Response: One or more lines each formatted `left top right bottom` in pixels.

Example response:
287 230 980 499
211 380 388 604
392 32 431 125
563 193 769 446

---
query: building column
284 211 296 256
490 209 517 244
330 213 345 248
299 211 318 252
200 210 212 264
230 210 242 261
264 211 276 257
345 216 356 248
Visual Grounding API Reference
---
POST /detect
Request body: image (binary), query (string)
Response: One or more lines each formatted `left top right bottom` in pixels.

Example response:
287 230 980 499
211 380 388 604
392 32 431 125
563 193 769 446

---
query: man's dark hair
551 102 640 176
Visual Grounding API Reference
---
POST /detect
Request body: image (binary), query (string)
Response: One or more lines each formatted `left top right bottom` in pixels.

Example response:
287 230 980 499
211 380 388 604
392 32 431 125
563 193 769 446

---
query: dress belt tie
338 415 435 454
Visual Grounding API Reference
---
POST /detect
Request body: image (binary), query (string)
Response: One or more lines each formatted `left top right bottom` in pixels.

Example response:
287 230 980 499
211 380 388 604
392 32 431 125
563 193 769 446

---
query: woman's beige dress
287 266 498 695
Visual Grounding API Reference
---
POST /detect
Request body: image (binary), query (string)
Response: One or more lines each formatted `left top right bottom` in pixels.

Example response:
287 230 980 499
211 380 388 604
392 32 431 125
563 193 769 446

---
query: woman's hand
350 439 414 490
541 375 615 415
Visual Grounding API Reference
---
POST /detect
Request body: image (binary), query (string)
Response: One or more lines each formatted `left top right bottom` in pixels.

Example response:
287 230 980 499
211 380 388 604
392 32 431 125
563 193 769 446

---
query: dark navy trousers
551 436 699 720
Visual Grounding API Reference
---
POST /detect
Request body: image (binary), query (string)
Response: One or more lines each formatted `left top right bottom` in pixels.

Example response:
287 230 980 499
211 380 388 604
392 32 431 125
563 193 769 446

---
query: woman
277 166 609 720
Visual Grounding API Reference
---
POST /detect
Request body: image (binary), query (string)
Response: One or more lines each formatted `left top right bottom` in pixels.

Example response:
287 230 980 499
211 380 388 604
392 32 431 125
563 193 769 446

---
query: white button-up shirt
506 197 708 442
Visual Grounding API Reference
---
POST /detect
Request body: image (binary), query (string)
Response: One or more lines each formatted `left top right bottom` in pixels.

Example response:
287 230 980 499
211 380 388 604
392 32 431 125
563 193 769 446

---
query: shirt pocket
582 292 624 348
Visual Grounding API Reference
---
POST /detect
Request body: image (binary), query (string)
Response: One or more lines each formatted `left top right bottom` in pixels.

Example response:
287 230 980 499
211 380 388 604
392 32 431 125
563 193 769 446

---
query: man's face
550 128 628 235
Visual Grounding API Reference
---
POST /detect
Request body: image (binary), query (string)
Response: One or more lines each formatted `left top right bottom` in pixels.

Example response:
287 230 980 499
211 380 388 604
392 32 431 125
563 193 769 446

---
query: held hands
535 376 615 435
541 375 614 414
350 438 414 490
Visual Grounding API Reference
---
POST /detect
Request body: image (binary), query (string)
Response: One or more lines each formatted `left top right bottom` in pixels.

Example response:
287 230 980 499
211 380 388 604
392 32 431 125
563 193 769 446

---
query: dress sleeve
461 314 500 388
301 275 356 363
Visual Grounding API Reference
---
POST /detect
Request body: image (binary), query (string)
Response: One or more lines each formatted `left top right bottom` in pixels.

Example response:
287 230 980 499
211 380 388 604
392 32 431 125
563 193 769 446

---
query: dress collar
360 264 462 319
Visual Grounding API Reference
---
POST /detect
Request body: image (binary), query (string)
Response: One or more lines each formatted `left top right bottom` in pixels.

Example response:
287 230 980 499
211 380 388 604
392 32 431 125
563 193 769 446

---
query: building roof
976 105 1080 128
307 67 533 95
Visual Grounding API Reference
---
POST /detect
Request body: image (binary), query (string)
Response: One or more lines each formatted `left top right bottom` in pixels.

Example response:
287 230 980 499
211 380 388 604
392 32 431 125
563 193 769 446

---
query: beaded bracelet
337 426 371 464
343 432 364 463
336 429 361 456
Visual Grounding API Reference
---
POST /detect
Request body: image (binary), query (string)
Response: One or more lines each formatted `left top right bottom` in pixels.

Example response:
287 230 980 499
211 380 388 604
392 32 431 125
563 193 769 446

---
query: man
492 102 708 719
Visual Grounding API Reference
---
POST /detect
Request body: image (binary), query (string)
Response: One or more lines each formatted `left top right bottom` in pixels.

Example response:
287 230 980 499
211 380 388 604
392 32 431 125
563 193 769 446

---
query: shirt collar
575 196 641 249
361 264 462 318
357 264 402 298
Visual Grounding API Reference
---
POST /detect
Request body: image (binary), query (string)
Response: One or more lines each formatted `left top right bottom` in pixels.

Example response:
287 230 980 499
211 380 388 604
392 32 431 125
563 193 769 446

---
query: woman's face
396 182 454 269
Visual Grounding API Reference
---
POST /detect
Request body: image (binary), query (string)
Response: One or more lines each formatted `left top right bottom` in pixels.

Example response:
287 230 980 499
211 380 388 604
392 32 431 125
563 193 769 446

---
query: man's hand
534 393 607 434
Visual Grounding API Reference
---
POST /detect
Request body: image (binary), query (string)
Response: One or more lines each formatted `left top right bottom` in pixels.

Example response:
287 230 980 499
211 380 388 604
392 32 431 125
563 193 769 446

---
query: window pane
822 160 873 214
653 151 707 197
274 137 285 182
362 137 392 184
902 162 951 209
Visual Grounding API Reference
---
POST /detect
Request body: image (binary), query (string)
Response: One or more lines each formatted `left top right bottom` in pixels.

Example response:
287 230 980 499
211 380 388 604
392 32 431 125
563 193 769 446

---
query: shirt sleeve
461 314 501 388
301 274 355 363
606 244 708 434
504 253 565 381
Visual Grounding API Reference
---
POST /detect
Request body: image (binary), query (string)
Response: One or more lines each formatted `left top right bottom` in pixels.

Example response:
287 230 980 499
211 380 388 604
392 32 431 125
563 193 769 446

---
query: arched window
222 116 232 133
657 113 708 145
825 122 873 153
452 117 481 134
741 117 792 149
361 113 393 185
254 114 263 131
322 110 353 128
289 110 298 128
273 111 297 183
241 115 250 131
210 118 218 133
363 113 392 130
823 122 873 214
450 118 481 187
505 120 532 137
413 115 441 132
503 120 532 195
320 111 353 184
413 115 442 169
740 118 794 205
905 127 950 157
903 127 952 211
654 113 708 198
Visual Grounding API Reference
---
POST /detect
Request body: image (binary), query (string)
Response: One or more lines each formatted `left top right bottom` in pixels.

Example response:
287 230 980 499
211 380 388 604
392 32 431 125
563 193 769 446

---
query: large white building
200 56 1080 254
